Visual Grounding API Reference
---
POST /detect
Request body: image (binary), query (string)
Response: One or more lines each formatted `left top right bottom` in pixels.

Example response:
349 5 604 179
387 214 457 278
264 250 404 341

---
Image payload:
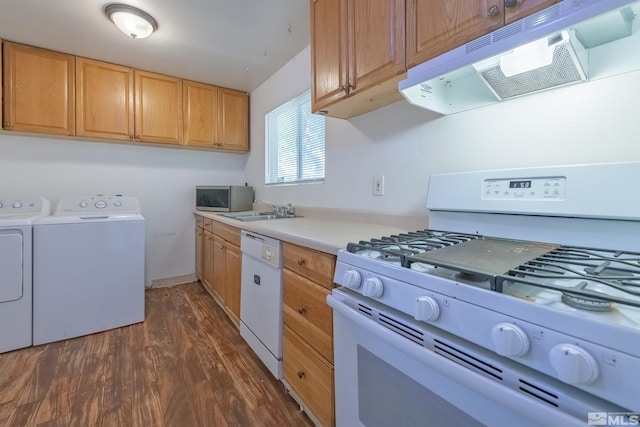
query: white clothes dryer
33 195 145 345
0 196 50 353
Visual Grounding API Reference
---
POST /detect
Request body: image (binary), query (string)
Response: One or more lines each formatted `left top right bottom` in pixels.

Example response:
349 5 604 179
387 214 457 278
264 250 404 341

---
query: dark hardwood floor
0 282 313 426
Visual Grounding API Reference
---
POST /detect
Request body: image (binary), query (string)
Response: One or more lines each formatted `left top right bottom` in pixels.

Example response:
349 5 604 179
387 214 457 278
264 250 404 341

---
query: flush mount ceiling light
104 4 158 39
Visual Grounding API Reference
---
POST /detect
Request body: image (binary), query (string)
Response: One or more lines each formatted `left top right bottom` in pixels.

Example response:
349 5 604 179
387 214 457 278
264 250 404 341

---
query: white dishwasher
239 230 283 379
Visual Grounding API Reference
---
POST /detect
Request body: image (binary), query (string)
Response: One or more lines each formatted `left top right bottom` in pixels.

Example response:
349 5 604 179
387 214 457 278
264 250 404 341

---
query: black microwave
196 186 253 212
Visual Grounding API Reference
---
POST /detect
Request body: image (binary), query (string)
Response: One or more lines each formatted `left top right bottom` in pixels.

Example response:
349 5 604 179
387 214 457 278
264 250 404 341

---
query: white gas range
329 162 640 427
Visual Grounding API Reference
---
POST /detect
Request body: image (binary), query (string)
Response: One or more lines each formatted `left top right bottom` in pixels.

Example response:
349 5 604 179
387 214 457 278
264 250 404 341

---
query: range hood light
499 37 555 77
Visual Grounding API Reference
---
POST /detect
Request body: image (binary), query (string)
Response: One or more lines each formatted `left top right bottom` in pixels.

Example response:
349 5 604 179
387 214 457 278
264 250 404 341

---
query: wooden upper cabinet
76 58 134 140
347 0 405 97
311 0 405 118
184 82 248 151
311 0 349 112
184 80 218 148
407 0 562 68
218 88 249 152
134 70 183 145
2 42 75 135
407 0 503 68
504 0 562 24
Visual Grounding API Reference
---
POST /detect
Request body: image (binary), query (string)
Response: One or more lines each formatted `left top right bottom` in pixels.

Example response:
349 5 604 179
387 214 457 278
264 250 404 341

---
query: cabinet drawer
283 243 336 290
202 217 213 232
283 269 333 362
284 326 334 427
212 221 240 246
195 214 204 229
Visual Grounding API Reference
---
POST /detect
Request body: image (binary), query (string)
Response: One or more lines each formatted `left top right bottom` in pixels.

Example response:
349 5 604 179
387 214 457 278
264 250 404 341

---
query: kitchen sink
221 211 296 222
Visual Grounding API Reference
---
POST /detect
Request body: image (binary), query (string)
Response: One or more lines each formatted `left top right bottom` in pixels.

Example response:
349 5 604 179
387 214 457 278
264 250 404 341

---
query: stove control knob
343 270 362 289
491 323 530 357
95 200 107 209
415 296 440 322
362 277 384 298
12 201 22 209
549 344 599 385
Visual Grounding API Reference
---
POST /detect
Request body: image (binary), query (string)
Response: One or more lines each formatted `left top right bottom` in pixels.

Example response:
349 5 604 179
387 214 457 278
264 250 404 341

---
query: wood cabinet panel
134 70 183 145
196 227 204 281
183 80 218 148
218 88 249 152
212 235 227 302
211 221 241 247
283 243 336 290
283 327 334 427
311 0 349 112
202 230 215 295
348 0 405 96
225 243 241 323
2 42 75 135
504 0 562 24
283 269 333 362
406 0 503 68
76 57 134 140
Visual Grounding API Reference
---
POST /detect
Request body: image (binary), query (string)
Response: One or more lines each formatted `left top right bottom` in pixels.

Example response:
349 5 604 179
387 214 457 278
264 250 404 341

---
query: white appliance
329 162 640 426
399 0 640 115
240 230 283 378
33 195 145 345
0 196 50 353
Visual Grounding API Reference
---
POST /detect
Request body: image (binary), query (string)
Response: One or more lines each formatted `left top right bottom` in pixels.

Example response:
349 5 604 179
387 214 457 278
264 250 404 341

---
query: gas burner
561 282 613 312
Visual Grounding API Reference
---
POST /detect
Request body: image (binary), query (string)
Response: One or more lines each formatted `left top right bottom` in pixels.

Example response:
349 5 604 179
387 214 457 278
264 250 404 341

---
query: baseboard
149 273 198 289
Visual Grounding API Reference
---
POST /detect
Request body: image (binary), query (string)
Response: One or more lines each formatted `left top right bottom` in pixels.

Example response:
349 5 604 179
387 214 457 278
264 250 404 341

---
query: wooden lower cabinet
282 242 336 426
283 326 334 427
195 217 242 326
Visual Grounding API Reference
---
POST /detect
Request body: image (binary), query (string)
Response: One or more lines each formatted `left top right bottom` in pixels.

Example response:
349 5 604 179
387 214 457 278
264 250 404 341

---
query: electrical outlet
373 175 385 196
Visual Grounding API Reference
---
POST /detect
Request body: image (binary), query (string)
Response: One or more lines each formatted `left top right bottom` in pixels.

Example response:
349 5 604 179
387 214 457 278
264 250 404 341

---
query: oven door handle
327 294 585 427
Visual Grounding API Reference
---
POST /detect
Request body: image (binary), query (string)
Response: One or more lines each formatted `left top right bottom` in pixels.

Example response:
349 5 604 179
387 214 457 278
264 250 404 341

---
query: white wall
246 46 640 216
0 134 247 285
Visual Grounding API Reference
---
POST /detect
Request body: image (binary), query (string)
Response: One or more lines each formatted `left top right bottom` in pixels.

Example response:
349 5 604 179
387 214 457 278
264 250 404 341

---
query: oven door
327 289 585 427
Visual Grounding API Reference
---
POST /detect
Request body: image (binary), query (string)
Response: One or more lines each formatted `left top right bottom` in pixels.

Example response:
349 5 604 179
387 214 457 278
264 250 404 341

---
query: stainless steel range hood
399 0 640 115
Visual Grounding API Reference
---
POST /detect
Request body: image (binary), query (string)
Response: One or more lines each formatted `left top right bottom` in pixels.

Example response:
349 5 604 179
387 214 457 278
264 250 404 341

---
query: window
265 90 325 185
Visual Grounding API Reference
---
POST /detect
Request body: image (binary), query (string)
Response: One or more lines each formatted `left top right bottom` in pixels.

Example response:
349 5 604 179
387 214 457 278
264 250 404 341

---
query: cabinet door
348 0 405 97
183 80 218 148
212 235 227 302
134 70 183 145
196 227 204 281
3 42 75 135
218 88 249 152
311 0 349 112
76 57 134 140
504 0 561 24
225 243 242 323
406 0 503 68
203 230 215 295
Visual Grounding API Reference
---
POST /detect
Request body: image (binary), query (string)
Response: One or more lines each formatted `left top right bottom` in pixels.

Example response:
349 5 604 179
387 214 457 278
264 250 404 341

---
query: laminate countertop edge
195 209 428 255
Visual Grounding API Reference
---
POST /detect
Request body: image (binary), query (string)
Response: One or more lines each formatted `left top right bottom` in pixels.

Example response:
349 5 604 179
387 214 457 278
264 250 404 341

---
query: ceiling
0 0 311 93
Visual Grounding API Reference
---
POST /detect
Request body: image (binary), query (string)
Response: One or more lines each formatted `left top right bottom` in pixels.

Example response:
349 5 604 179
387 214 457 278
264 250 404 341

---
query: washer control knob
114 201 122 207
95 200 108 209
492 323 530 357
0 202 3 209
362 277 384 298
549 344 599 385
415 296 440 322
343 270 362 289
79 201 88 208
12 201 23 209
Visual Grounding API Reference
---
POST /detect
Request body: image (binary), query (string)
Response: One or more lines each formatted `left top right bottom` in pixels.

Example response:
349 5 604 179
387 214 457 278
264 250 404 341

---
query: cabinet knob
297 307 306 315
297 258 305 266
297 370 305 379
3 122 11 127
487 4 499 15
504 0 517 7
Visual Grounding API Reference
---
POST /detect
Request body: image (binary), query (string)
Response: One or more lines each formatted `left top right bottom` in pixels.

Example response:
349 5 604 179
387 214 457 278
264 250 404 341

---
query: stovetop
345 229 640 321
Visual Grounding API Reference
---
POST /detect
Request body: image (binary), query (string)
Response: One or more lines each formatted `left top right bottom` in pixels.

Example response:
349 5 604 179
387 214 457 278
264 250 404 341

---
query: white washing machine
0 196 50 353
33 195 145 345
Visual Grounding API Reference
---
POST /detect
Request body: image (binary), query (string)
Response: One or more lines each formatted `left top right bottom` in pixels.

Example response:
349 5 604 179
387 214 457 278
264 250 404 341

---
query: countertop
195 207 428 255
